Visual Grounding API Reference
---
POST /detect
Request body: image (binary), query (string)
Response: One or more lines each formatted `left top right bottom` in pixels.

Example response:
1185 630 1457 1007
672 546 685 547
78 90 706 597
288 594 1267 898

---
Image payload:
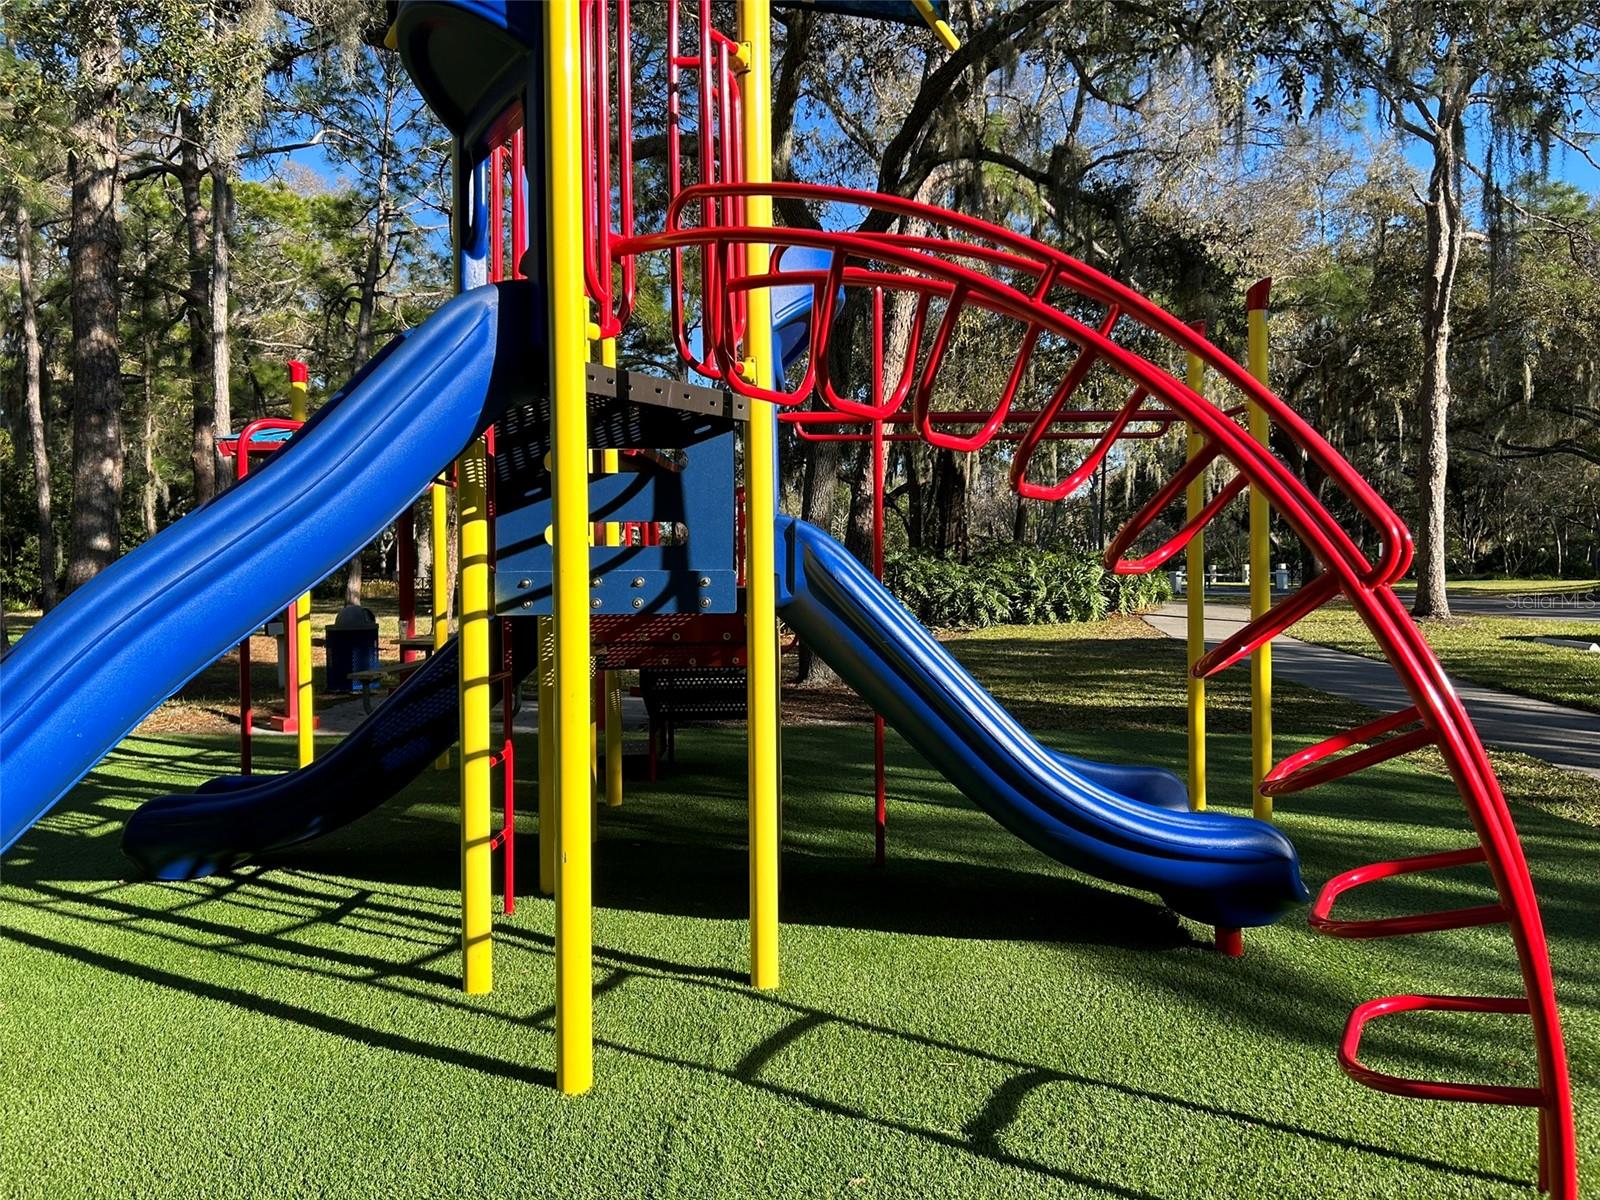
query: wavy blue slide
776 516 1308 928
0 282 539 854
120 623 535 879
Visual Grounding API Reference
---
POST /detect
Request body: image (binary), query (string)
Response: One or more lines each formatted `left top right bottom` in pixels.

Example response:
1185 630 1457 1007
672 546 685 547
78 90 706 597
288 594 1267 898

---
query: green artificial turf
1293 607 1600 715
2 621 1597 1199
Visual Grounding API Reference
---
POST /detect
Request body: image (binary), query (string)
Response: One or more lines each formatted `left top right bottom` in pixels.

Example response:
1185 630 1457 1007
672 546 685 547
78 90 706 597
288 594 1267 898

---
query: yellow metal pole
1184 346 1206 813
1247 281 1273 820
740 0 780 992
457 434 493 993
288 369 314 767
605 671 623 808
909 0 961 49
599 335 624 809
432 478 451 769
586 510 600 816
538 615 556 895
590 651 600 813
547 0 594 1095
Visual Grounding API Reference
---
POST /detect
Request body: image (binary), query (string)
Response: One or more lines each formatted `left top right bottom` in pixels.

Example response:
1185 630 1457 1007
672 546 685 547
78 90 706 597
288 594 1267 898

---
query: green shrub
1106 569 1173 614
883 546 1165 628
887 552 1012 628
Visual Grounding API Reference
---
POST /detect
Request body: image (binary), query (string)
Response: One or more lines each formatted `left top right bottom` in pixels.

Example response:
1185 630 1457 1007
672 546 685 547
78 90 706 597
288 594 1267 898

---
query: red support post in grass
397 504 417 662
240 633 253 774
871 287 887 866
230 417 304 769
499 612 517 915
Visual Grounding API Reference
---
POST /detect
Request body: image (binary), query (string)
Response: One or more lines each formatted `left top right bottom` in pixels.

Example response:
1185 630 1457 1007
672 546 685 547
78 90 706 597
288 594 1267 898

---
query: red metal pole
490 144 504 282
239 636 252 774
398 505 417 662
284 601 300 730
511 127 527 278
501 615 516 914
872 288 887 866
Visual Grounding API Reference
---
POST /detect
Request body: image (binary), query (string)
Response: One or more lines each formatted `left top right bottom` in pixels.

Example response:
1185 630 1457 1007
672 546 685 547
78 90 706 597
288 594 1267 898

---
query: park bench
347 660 428 713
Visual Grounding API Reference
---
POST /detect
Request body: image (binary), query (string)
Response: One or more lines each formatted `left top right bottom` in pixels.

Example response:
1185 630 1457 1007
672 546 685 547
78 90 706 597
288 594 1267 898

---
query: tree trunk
64 29 125 593
15 198 57 610
133 213 161 540
209 160 232 467
1412 113 1464 619
179 107 217 506
342 114 396 606
902 443 925 550
795 293 852 681
414 505 432 583
1011 493 1031 544
141 364 158 539
930 449 969 560
344 553 364 606
793 434 844 684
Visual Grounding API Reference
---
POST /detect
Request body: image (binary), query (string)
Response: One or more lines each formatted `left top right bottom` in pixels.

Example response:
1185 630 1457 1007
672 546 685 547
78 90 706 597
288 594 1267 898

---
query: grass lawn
1391 579 1600 596
2 620 1597 1199
1293 607 1600 715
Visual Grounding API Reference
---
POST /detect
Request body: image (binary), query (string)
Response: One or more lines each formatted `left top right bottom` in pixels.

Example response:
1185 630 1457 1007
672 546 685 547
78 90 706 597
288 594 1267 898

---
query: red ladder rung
1261 706 1433 796
1311 846 1506 939
1103 446 1247 575
1010 306 1122 501
488 735 515 769
1194 571 1341 679
1340 993 1542 1107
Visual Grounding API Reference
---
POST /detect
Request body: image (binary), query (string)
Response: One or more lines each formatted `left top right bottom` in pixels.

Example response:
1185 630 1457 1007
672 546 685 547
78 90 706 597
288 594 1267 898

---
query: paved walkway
1143 603 1600 780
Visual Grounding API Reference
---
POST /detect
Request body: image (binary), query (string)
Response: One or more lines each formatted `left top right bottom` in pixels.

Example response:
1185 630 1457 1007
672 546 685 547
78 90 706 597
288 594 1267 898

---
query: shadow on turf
1 875 1536 1198
8 753 1195 951
7 650 1591 1193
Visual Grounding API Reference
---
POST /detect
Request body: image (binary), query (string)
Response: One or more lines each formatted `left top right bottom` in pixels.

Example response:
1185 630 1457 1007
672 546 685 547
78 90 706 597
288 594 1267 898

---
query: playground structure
0 1 1577 1194
217 411 312 773
215 362 459 769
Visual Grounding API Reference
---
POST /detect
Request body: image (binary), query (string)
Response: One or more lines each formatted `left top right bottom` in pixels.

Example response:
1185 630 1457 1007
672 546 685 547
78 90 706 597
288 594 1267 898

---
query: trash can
325 605 379 693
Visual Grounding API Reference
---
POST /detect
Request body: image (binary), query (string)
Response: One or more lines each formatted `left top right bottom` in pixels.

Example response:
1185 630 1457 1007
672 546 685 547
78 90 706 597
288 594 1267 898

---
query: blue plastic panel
491 391 740 616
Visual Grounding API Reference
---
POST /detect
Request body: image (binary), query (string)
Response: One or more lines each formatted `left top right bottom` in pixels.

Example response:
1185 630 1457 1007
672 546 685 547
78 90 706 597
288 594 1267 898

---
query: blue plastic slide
0 282 540 853
120 623 534 879
775 516 1308 928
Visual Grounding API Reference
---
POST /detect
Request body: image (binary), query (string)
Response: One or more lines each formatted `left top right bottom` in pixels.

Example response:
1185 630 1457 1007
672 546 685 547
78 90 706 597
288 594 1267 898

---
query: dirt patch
780 681 874 725
133 703 238 736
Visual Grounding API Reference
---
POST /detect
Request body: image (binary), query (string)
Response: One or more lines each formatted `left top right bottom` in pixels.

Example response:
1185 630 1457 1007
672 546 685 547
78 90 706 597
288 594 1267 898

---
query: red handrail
1340 993 1541 1106
1310 846 1507 939
580 0 635 336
